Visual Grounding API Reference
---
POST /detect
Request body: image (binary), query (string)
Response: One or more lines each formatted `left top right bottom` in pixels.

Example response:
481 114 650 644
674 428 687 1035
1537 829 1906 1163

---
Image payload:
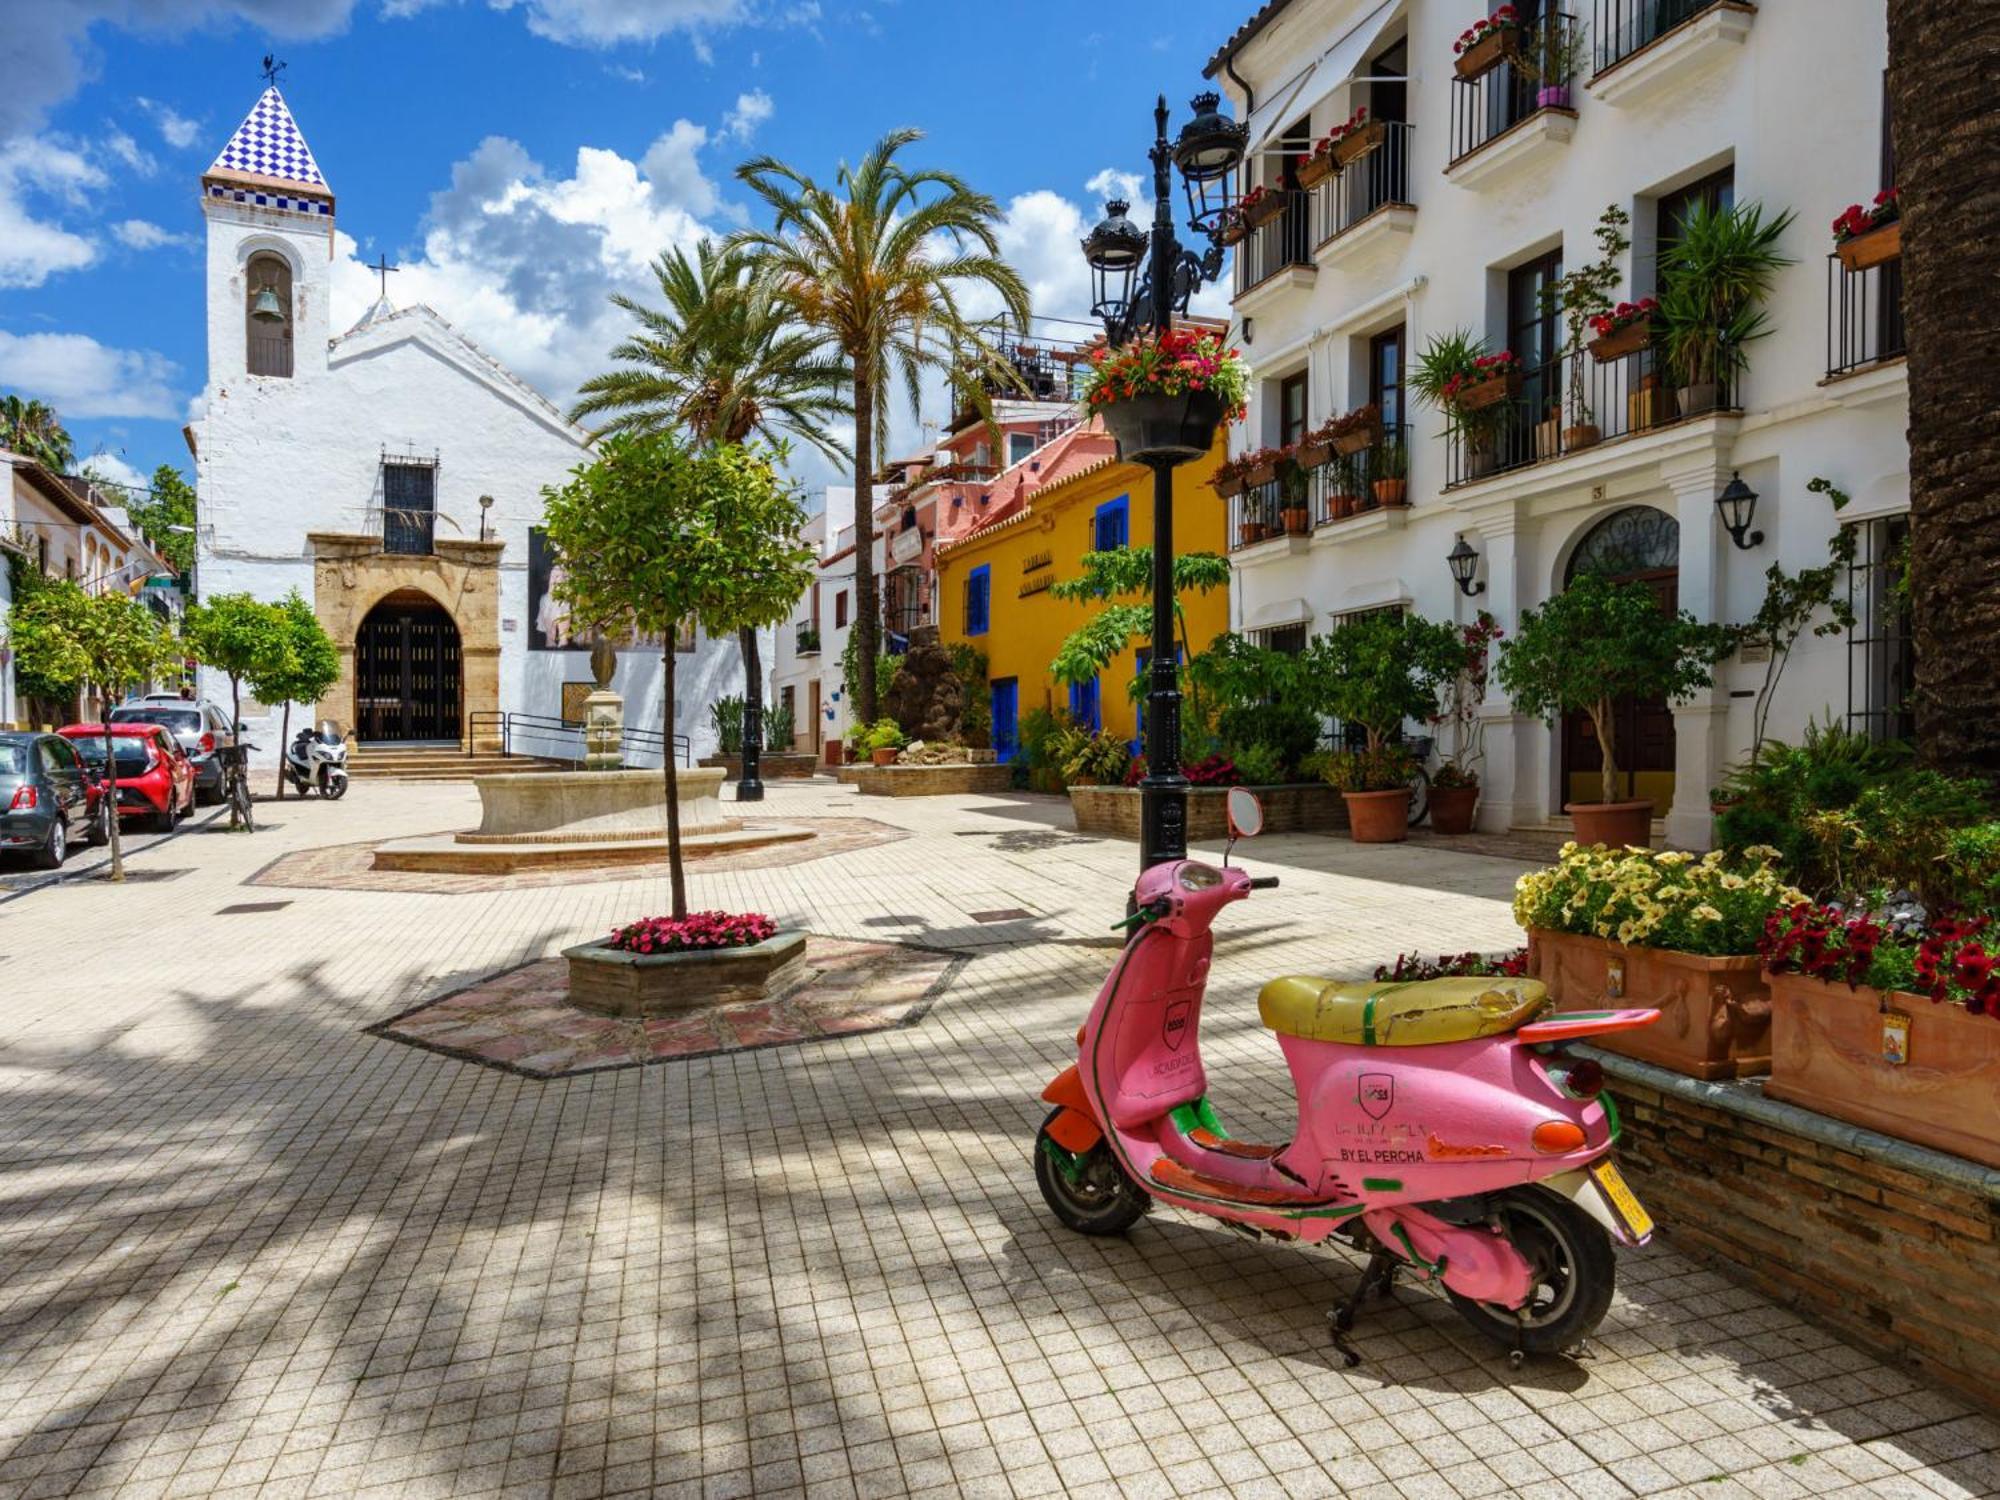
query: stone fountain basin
458 765 732 846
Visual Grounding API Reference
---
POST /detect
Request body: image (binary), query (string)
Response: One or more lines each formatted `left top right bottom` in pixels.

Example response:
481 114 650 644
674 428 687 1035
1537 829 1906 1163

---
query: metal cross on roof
370 253 400 298
260 54 286 86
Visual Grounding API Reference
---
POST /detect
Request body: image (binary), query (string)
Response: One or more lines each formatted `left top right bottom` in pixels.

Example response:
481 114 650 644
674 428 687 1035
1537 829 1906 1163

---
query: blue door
991 678 1019 763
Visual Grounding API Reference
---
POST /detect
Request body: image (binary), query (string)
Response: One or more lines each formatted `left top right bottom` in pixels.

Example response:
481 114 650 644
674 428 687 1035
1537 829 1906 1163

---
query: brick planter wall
698 753 820 780
1068 784 1350 841
1595 1052 2000 1412
845 763 1015 797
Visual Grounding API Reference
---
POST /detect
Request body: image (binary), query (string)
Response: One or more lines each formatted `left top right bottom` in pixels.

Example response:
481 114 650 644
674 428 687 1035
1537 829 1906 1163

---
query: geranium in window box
1833 188 1902 272
1296 148 1337 192
1083 326 1246 465
1587 298 1659 362
566 910 804 1016
1453 6 1523 81
1329 403 1383 456
1239 183 1286 229
1209 454 1253 498
1760 900 2000 1167
1445 350 1523 411
1330 112 1386 169
1239 444 1288 488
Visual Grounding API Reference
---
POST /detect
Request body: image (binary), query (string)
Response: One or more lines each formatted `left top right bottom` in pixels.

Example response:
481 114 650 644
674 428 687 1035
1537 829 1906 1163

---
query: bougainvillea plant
1081 326 1249 418
1455 5 1522 54
1588 297 1659 340
1758 901 2000 1016
1186 753 1244 787
1375 948 1530 982
607 910 778 954
1832 187 1900 245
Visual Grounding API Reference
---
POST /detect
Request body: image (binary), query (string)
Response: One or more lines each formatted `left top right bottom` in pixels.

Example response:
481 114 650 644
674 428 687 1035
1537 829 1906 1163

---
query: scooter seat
1257 975 1549 1046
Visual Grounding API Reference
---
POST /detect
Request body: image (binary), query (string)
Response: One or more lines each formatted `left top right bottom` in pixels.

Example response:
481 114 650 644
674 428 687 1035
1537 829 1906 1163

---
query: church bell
250 284 288 324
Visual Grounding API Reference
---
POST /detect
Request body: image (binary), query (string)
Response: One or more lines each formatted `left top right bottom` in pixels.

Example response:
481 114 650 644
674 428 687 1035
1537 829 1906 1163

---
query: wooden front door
808 679 822 754
1560 506 1681 806
356 594 461 742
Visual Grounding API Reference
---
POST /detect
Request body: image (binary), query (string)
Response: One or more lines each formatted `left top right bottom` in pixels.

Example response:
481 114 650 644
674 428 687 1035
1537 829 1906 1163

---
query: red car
59 723 197 832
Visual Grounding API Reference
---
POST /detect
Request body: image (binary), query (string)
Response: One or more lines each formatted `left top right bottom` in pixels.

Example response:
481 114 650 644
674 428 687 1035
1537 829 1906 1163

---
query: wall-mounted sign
890 528 924 564
1022 551 1052 574
1019 573 1054 599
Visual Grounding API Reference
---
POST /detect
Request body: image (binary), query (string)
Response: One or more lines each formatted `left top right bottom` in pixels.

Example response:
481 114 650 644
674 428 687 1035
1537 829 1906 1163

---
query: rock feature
884 626 966 745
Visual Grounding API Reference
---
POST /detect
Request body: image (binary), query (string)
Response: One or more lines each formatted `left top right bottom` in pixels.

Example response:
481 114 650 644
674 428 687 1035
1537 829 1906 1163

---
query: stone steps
348 754 567 781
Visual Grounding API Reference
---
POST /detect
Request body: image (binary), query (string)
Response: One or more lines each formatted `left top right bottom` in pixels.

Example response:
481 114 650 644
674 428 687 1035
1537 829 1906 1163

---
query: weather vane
260 54 287 87
370 253 400 299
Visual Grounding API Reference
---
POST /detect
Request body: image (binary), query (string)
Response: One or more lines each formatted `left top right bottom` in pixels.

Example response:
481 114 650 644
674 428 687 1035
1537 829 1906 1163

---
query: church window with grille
245 251 294 378
383 461 436 556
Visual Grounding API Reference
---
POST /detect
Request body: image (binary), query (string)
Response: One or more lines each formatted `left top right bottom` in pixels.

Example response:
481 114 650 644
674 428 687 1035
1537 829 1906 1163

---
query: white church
188 85 750 763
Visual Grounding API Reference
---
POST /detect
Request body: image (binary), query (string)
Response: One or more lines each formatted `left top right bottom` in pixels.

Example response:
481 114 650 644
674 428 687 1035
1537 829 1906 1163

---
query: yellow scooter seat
1257 975 1549 1047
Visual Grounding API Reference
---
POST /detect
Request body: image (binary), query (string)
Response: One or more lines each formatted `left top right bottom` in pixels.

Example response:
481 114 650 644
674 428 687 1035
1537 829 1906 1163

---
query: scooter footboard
1362 1206 1537 1308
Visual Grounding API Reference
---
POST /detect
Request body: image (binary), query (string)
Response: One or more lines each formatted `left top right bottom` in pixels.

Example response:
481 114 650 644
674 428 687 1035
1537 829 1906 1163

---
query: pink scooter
1035 789 1661 1361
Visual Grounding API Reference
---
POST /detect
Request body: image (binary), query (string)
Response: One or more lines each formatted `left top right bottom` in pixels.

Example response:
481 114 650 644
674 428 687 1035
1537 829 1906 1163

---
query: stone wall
1069 784 1350 841
698 753 819 780
843 763 1014 798
1598 1053 2000 1412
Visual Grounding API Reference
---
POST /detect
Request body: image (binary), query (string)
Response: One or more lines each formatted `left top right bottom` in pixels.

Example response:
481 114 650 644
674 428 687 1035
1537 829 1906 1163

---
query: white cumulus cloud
722 88 773 142
138 99 201 150
0 331 181 419
112 219 196 251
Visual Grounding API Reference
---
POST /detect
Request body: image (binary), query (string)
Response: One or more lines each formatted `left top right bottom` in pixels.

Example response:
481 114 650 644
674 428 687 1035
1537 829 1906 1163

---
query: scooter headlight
1177 863 1223 891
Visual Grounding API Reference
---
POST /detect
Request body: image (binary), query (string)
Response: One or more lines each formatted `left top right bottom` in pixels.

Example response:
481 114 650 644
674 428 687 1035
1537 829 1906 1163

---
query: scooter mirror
1226 787 1264 839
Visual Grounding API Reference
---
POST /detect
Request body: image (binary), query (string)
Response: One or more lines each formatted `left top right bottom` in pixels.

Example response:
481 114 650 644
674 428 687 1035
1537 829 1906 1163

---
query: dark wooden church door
356 593 461 742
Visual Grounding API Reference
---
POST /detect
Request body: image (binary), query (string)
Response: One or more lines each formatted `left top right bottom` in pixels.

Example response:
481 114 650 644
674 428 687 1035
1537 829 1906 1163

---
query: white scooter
286 720 350 799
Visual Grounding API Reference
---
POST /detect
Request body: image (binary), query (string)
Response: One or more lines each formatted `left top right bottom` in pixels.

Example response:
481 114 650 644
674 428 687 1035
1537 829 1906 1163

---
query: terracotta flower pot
1329 493 1359 520
1428 783 1478 834
1566 798 1653 848
1282 507 1310 536
870 746 899 766
1529 929 1771 1080
1454 26 1518 81
1766 971 2000 1168
1676 382 1719 418
1342 788 1410 843
1589 317 1653 362
1836 218 1902 272
1562 423 1602 450
1372 478 1408 508
1295 153 1336 190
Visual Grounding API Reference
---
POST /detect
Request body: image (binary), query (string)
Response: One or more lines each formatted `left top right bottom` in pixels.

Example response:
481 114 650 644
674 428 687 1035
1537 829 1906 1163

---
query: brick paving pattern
0 778 1994 1499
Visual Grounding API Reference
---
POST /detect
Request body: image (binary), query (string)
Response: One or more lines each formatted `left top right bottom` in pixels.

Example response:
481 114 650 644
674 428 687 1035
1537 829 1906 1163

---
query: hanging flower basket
1212 471 1248 498
1217 219 1250 247
1083 328 1246 465
1242 190 1287 229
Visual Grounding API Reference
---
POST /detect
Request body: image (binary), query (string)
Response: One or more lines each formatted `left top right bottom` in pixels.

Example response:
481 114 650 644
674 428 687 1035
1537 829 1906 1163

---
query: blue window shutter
1092 495 1129 553
965 565 990 635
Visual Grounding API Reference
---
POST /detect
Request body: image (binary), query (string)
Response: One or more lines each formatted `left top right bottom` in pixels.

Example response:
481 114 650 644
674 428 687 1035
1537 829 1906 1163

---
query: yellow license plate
1590 1159 1654 1242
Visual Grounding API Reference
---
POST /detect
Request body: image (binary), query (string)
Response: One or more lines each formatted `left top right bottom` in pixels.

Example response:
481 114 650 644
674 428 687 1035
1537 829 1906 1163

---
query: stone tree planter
566 930 808 1017
1530 929 1770 1079
1766 972 2000 1168
1069 783 1347 841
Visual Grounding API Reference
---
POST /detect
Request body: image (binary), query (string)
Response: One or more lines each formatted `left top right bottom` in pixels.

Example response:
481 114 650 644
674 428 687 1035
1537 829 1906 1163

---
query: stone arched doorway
1560 505 1680 807
355 589 461 742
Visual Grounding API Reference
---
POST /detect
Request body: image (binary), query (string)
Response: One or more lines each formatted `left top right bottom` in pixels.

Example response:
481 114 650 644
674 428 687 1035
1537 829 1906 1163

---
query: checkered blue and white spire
208 87 328 191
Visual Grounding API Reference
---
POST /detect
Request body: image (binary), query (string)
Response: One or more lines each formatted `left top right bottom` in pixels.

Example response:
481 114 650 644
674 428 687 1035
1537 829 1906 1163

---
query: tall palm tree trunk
1890 1 2000 781
851 369 879 724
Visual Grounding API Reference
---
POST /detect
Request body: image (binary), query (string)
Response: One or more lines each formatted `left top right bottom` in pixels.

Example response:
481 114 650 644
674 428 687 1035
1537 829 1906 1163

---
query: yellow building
936 433 1227 759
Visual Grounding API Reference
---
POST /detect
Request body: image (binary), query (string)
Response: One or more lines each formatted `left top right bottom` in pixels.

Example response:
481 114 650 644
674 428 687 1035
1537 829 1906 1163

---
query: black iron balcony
1442 348 1735 490
1449 13 1578 168
1594 0 1729 73
1232 190 1314 298
1310 122 1415 248
1826 253 1906 380
795 621 821 655
1315 422 1412 525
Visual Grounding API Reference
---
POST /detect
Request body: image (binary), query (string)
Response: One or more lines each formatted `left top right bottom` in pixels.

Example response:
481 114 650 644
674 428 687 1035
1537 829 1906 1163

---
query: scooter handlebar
1247 875 1280 890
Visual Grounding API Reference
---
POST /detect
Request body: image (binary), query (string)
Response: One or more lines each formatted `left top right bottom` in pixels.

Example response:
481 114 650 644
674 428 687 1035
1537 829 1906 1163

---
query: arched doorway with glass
355 589 461 743
1559 505 1680 808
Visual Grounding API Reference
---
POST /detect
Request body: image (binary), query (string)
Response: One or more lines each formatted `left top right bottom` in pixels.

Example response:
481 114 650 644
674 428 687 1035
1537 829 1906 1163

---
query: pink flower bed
606 911 778 954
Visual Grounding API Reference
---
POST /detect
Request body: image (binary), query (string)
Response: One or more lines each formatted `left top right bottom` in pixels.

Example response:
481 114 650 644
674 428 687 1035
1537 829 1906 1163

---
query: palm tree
569 240 851 766
732 129 1031 724
1888 3 2000 782
2 394 74 473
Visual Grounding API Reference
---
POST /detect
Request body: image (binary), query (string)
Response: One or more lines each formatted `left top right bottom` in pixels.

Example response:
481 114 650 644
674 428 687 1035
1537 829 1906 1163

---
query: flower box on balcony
1589 316 1654 362
1212 472 1248 498
1330 117 1387 169
1455 369 1521 411
1245 459 1279 486
1454 25 1520 82
1295 440 1332 469
1296 153 1337 191
1836 217 1902 272
1217 219 1250 247
1243 193 1287 229
1766 971 2000 1169
1332 423 1379 457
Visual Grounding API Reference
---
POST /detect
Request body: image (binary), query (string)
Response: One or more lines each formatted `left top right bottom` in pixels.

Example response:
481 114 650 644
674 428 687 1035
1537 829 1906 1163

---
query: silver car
110 696 239 805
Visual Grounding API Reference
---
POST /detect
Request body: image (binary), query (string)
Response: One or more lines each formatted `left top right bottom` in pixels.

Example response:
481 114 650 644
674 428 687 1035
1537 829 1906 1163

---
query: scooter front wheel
1034 1108 1150 1236
1445 1187 1615 1356
317 766 348 800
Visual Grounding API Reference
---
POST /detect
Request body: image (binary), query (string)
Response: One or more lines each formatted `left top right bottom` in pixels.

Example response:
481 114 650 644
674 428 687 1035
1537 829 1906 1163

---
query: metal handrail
1825 251 1906 379
1594 0 1726 74
1449 13 1578 168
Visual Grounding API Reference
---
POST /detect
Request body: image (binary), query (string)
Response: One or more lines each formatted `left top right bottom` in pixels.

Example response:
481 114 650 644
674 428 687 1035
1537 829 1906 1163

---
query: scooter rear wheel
1445 1187 1615 1356
1034 1108 1150 1236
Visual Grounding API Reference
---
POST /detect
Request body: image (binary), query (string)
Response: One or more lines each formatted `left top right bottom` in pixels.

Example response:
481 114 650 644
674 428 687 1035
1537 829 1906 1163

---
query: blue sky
0 0 1233 496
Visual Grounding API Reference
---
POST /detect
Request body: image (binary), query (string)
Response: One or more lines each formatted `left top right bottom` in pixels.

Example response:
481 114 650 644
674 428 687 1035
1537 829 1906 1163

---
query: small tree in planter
1302 610 1460 842
1430 612 1502 834
542 432 814 920
1497 572 1736 847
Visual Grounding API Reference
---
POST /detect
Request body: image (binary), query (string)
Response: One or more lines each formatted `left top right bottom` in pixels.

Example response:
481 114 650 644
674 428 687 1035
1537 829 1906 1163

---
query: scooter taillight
1560 1058 1605 1098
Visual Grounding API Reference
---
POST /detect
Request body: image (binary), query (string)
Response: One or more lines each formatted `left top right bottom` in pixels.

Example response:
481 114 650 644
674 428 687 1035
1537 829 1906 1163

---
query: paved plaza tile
0 779 1995 1499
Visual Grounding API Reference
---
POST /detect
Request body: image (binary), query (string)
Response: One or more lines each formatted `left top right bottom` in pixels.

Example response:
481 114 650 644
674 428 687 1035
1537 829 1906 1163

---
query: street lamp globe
1081 199 1147 339
1714 471 1764 550
1447 536 1486 596
1171 91 1248 232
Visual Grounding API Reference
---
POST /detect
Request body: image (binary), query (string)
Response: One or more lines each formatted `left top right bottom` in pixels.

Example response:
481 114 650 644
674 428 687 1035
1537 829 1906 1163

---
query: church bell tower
199 84 335 388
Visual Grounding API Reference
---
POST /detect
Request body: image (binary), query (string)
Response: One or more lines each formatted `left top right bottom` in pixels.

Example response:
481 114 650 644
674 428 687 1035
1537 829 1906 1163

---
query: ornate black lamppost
1080 93 1247 871
737 628 764 802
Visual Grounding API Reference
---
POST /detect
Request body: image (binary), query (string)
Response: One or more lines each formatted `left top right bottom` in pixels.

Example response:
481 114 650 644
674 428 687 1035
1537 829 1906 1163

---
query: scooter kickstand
1328 1252 1398 1368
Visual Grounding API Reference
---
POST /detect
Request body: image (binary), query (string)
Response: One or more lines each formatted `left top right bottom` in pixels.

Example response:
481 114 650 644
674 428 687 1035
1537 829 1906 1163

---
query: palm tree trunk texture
851 371 879 725
662 641 686 920
1889 0 2000 781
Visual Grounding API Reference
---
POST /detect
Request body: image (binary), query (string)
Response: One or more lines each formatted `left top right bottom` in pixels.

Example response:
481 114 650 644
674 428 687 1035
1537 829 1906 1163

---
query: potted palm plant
1657 199 1795 418
1082 326 1246 464
1412 329 1513 480
1497 571 1736 848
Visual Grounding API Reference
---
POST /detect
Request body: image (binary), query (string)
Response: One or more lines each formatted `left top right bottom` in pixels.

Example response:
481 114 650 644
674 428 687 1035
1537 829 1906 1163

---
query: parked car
0 730 109 868
110 695 237 805
59 723 196 832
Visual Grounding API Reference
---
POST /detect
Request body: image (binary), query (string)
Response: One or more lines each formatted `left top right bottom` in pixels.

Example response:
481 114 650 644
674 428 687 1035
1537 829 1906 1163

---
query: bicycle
1405 733 1435 829
216 743 257 832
